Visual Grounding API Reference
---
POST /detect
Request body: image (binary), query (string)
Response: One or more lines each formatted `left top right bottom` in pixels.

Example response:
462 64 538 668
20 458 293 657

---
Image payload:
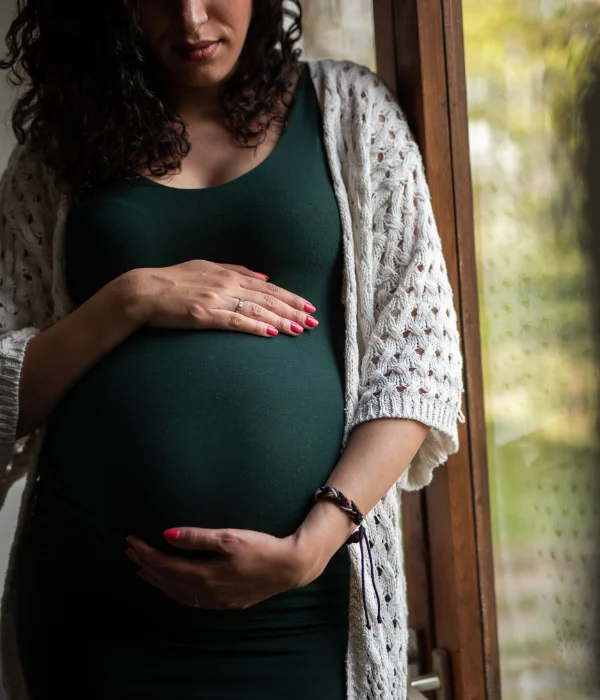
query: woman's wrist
103 269 150 328
290 498 358 587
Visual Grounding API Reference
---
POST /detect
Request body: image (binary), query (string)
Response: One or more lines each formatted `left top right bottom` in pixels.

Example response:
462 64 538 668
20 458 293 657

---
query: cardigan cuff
0 328 40 474
347 389 462 491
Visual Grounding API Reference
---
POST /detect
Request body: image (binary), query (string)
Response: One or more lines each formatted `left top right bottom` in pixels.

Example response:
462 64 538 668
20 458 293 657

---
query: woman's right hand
116 260 319 337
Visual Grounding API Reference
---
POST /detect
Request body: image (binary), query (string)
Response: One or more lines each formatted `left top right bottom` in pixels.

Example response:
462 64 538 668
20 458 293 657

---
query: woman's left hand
125 527 325 610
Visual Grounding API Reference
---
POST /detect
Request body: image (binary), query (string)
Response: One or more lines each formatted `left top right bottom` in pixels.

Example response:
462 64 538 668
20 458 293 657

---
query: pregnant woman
0 1 464 699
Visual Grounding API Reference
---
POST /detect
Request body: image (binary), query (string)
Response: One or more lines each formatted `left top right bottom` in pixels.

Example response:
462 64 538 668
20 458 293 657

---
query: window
464 1 600 696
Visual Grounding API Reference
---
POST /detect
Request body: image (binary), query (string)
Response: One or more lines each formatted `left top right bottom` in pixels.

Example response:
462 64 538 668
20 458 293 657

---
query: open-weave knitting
0 59 464 699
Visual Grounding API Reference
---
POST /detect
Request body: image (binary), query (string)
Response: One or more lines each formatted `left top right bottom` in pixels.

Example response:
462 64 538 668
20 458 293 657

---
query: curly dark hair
0 0 303 194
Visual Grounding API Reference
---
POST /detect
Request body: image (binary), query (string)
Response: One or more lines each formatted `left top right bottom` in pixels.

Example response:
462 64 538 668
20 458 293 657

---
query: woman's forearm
16 277 141 439
293 418 430 583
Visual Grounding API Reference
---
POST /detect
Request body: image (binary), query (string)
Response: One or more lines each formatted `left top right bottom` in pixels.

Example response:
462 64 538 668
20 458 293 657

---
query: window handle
407 629 452 700
408 671 442 699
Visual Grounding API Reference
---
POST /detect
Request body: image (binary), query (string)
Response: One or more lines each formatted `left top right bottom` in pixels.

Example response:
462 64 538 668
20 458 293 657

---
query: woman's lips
174 41 221 62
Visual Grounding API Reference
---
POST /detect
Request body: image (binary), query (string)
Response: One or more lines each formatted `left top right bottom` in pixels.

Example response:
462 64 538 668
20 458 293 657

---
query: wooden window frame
372 1 501 698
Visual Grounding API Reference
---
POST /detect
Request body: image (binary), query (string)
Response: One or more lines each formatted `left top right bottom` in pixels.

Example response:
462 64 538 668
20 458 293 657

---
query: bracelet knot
314 486 382 630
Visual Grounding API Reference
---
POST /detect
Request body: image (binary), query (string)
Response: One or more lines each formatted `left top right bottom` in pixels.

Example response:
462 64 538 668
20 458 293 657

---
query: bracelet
314 486 382 630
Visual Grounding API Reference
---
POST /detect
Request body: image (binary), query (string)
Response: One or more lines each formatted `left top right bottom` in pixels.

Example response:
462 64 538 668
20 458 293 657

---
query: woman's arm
16 281 140 438
18 258 317 438
343 65 464 491
125 417 430 610
292 417 429 584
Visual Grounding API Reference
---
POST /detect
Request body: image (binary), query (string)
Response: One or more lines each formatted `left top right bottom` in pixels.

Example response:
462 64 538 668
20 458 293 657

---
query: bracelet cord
314 486 383 630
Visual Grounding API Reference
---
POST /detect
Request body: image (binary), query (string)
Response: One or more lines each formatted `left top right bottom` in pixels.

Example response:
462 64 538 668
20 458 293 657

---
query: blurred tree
463 0 600 696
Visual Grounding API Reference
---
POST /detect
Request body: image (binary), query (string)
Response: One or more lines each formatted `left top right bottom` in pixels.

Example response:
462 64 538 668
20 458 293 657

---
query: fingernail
137 570 149 581
306 316 319 328
125 548 136 561
267 326 279 336
125 537 133 547
257 272 269 280
291 322 304 334
163 528 180 542
304 303 316 313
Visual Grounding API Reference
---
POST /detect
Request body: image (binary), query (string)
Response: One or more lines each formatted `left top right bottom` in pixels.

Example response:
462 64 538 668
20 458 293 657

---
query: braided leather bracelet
314 486 382 630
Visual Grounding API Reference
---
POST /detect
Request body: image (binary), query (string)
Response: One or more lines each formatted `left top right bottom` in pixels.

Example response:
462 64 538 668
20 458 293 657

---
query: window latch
407 628 452 700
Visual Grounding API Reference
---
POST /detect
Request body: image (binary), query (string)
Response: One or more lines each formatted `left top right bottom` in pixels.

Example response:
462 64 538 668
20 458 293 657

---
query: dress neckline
136 63 308 194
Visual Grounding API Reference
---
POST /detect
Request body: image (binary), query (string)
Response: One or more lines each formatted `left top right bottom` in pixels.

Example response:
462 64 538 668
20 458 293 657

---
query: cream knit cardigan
0 59 464 700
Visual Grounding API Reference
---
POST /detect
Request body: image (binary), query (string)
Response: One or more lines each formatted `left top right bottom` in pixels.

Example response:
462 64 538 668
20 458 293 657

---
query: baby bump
36 327 346 551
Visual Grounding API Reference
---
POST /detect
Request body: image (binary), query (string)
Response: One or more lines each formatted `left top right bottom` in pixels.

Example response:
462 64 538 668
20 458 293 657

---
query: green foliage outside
463 0 600 697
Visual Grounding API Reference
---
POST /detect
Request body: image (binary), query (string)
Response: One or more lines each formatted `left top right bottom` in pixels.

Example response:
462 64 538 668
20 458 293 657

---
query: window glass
463 1 600 696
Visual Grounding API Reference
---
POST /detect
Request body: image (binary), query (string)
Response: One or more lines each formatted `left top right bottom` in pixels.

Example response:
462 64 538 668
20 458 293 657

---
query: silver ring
193 593 201 608
235 299 244 313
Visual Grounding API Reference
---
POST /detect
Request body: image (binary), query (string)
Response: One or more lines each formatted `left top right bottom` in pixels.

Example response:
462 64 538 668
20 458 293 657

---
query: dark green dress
16 66 351 699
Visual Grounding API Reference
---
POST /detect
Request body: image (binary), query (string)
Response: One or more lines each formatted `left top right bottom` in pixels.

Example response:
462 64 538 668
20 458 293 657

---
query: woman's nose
180 0 209 35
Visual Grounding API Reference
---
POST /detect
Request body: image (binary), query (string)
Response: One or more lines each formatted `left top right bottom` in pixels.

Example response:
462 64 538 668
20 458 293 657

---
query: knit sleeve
0 142 55 475
347 69 465 491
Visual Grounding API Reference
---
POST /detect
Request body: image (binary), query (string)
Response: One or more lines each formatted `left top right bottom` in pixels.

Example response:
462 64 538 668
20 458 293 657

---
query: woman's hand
112 261 319 338
125 527 326 610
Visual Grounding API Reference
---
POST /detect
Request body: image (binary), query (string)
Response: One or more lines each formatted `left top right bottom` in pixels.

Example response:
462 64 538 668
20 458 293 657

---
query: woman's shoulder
1 137 64 215
305 58 417 159
305 57 374 81
306 58 412 131
2 138 55 196
306 59 395 103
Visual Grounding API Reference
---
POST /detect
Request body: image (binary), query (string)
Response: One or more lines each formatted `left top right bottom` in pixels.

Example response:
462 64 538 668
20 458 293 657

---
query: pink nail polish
125 537 133 547
137 570 149 581
257 273 270 280
291 322 304 334
163 528 180 542
304 303 316 313
267 326 279 336
125 549 136 561
306 316 319 328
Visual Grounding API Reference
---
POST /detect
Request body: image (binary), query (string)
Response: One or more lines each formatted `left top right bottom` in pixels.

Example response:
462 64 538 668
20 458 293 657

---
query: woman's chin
165 55 236 90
